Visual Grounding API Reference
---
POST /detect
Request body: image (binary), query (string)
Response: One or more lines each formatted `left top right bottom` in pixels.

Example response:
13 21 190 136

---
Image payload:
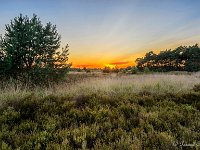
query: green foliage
144 67 150 73
131 66 138 74
0 14 70 84
122 66 139 74
122 69 127 73
136 44 200 72
1 91 200 149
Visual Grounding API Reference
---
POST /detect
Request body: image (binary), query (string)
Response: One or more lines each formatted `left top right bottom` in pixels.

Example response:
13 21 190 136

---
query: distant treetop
135 44 200 72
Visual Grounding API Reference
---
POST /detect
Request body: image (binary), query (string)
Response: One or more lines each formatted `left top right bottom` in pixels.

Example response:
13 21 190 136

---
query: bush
144 67 150 73
102 66 111 73
193 84 200 92
112 67 120 73
131 67 138 74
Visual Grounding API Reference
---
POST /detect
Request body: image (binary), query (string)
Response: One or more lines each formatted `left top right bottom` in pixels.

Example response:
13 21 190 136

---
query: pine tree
0 14 70 83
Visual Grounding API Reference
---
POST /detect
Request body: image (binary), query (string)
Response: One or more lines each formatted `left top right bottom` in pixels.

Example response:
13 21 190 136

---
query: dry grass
48 72 199 96
71 74 199 95
0 73 200 105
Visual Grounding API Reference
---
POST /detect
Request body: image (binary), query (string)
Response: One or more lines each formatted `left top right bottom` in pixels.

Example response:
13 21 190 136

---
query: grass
0 72 200 149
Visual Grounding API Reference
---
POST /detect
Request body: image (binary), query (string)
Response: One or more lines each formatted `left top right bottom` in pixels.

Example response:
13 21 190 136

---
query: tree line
136 44 200 72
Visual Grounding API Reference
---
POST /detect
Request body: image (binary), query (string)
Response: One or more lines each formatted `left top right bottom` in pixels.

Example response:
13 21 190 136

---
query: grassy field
1 72 200 149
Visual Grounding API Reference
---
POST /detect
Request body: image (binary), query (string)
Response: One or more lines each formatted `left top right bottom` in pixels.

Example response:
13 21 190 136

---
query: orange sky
69 40 200 68
70 51 146 68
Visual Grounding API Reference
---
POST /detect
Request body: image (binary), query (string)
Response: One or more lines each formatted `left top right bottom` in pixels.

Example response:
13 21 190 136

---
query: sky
1 0 200 68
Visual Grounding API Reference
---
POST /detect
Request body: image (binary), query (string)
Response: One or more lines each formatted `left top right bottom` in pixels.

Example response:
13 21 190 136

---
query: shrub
86 69 91 73
193 84 200 92
102 66 111 73
112 67 120 73
0 86 200 149
144 67 150 73
131 67 138 74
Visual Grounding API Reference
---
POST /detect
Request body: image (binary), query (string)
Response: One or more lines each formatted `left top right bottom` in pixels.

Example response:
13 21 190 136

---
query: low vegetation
1 73 200 149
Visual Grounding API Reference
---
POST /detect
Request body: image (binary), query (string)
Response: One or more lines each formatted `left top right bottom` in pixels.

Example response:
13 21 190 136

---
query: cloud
75 64 94 68
110 61 130 65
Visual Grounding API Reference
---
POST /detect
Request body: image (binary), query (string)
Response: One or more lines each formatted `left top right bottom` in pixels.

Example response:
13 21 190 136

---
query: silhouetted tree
0 14 70 83
102 66 111 73
184 44 200 71
135 44 200 72
112 66 120 73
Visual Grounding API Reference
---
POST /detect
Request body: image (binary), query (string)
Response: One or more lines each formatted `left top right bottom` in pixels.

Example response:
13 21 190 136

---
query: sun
105 64 116 69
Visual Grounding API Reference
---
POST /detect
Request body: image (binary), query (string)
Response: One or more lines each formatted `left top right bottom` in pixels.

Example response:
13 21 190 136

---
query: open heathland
1 73 200 149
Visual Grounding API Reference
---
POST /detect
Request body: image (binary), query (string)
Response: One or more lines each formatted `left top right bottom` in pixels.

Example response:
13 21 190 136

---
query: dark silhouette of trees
0 14 70 83
136 44 200 72
102 66 112 73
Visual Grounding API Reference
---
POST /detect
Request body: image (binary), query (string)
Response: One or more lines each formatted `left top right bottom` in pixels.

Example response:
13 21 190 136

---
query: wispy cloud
110 61 130 65
75 64 94 68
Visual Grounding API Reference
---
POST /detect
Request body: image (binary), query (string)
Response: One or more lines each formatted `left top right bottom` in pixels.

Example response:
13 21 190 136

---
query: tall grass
71 74 200 95
0 73 200 104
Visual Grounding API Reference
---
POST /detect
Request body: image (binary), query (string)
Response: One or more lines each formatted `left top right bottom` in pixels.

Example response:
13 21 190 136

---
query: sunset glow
1 0 200 68
105 64 116 69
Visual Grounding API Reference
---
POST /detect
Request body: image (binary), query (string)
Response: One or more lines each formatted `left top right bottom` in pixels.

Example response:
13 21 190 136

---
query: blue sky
1 0 200 67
